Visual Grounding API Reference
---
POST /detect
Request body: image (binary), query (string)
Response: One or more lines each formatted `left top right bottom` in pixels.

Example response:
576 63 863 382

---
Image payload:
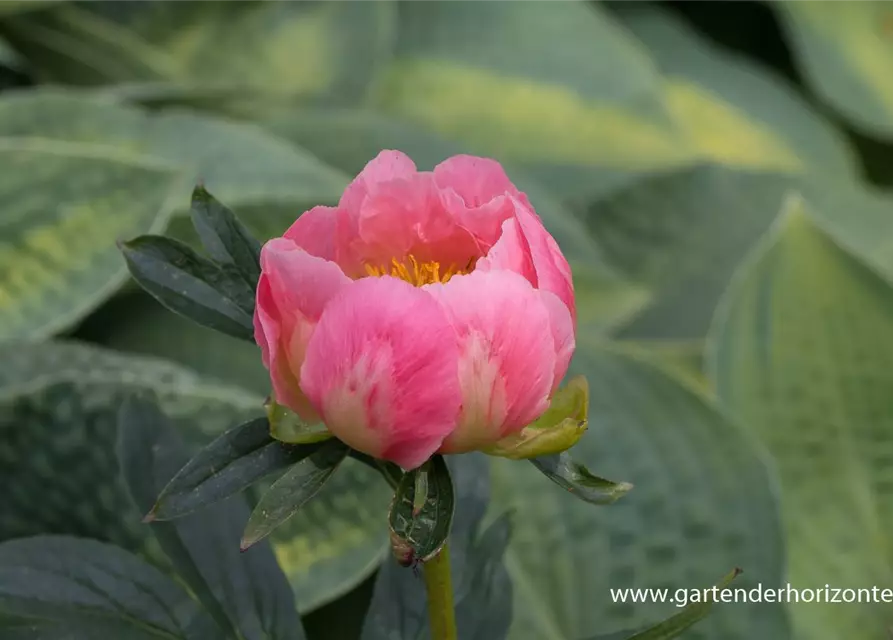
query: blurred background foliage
1 1 892 639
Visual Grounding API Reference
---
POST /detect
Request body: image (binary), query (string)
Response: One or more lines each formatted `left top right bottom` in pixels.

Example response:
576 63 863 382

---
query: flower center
364 255 475 286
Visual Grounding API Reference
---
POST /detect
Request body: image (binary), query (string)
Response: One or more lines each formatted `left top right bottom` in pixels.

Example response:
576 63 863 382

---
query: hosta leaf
582 164 893 340
118 395 304 640
120 235 255 340
242 439 349 550
373 1 690 195
1 2 395 107
388 455 454 564
489 342 788 640
614 4 855 176
0 90 348 232
0 340 389 614
190 185 262 287
707 199 893 639
0 1 59 16
150 417 320 521
0 140 182 341
778 2 893 139
0 535 209 640
362 455 513 640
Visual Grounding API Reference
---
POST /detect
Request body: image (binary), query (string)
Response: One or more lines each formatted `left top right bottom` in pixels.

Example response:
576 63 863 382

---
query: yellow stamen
364 255 476 286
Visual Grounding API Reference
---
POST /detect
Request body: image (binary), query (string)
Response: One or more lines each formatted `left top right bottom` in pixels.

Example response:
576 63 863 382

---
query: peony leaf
149 416 322 521
120 235 255 340
189 185 262 287
241 439 349 550
530 452 632 506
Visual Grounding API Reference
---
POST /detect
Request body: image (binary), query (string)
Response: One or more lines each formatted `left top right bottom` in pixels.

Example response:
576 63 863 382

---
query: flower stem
423 542 457 640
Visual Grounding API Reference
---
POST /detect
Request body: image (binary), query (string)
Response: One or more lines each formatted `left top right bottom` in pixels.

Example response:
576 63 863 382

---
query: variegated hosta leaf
0 340 390 614
0 1 395 109
708 198 893 640
489 342 788 640
613 4 856 177
0 90 348 217
778 2 893 140
0 140 183 341
373 1 690 198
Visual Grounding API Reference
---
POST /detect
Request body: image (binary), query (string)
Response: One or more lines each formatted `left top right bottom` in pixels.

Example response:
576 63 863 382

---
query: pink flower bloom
254 151 575 469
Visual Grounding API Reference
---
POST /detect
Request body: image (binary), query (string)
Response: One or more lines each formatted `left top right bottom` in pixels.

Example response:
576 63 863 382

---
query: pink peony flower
254 151 575 470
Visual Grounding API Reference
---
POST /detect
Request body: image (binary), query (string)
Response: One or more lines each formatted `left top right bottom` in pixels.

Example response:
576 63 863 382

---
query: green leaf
0 341 258 555
707 198 893 640
529 453 632 506
613 4 856 177
1 2 396 108
778 2 893 139
0 340 388 615
0 1 60 16
362 455 513 640
118 394 305 640
0 90 348 234
69 316 394 613
242 439 349 550
0 140 182 341
190 185 262 287
373 1 689 196
120 235 255 340
0 535 209 639
149 416 321 521
388 456 455 565
582 162 893 340
489 342 788 640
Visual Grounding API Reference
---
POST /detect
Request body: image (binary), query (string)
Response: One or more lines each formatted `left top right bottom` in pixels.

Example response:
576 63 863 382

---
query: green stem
423 543 457 640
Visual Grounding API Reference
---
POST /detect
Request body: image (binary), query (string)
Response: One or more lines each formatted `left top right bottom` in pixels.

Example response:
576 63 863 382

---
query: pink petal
427 270 556 453
434 155 520 250
255 238 351 419
512 196 576 322
300 277 461 469
354 173 482 270
339 150 417 213
476 217 537 284
433 155 520 206
282 205 339 262
541 291 576 394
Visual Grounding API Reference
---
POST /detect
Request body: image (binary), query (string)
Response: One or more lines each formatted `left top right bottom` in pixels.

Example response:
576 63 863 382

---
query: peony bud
253 151 576 469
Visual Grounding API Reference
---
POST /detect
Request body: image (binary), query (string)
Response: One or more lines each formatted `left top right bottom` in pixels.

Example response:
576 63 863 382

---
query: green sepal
485 376 589 459
265 396 332 444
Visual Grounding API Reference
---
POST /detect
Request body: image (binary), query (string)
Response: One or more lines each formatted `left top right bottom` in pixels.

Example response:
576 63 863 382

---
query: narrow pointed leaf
530 452 632 505
388 455 454 564
586 568 742 640
190 185 262 286
241 439 349 550
150 416 322 521
121 235 255 340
